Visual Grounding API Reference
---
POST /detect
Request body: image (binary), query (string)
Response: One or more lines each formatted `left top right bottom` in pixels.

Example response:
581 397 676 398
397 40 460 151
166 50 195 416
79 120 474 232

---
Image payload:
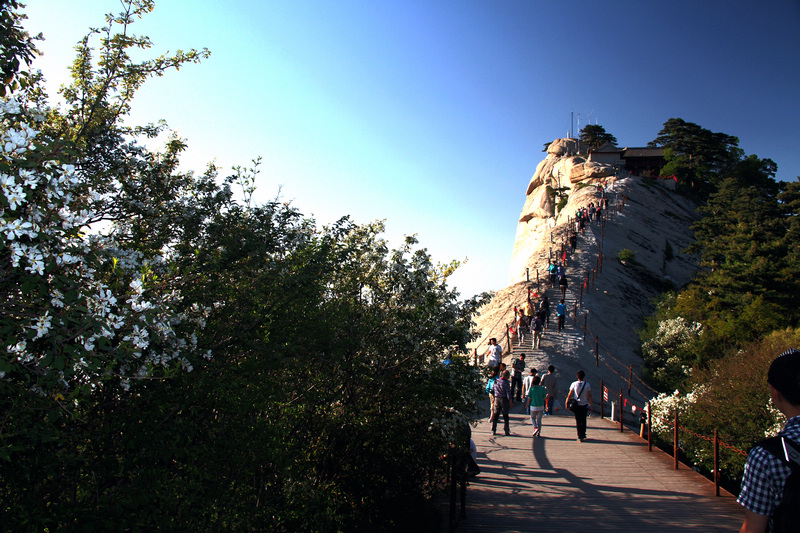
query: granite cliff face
510 138 617 283
470 139 701 404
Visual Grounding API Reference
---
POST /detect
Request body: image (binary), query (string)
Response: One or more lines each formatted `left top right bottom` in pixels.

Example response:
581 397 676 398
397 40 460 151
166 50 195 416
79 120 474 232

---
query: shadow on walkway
455 405 741 532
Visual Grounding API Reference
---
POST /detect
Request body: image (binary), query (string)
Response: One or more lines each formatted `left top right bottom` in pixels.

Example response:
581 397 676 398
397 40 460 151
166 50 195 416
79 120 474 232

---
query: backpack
485 377 496 395
757 435 800 532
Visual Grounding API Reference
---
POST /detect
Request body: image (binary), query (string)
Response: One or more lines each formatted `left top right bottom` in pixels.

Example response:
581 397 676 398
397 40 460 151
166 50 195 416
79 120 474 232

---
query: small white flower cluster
1 95 211 394
764 399 786 438
647 387 703 434
427 406 469 442
642 316 704 382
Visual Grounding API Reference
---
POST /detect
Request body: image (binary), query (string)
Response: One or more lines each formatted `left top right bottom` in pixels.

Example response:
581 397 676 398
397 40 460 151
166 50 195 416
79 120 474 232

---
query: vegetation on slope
639 118 800 484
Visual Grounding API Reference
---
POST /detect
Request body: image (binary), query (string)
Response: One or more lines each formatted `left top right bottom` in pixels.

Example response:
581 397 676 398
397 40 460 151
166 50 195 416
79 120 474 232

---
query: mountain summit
471 139 701 405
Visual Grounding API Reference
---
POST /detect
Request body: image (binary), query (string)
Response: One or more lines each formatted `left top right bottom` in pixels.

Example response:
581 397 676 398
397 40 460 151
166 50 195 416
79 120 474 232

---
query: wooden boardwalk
455 403 742 532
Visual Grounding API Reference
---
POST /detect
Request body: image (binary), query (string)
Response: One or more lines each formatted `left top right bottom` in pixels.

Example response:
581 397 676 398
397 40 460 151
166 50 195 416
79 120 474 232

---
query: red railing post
674 410 679 470
599 379 604 419
619 389 624 432
647 402 652 452
714 429 720 497
595 337 599 367
628 364 633 396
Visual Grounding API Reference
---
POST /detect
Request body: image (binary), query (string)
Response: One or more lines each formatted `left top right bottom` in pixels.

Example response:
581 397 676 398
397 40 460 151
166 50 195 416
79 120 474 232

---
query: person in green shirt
525 375 547 437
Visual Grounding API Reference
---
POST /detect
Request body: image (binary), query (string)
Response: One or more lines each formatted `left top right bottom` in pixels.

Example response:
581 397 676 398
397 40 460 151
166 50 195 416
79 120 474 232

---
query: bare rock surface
471 147 700 405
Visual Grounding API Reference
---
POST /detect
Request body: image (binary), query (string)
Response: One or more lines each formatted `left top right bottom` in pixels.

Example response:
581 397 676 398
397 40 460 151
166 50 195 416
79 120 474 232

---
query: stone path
453 402 743 532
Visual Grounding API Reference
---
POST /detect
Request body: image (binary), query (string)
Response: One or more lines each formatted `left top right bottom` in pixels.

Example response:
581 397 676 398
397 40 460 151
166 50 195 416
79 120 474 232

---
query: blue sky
22 0 800 299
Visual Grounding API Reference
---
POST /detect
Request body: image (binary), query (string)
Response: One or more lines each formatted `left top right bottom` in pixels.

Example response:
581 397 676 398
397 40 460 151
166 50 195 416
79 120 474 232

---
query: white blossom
32 313 53 339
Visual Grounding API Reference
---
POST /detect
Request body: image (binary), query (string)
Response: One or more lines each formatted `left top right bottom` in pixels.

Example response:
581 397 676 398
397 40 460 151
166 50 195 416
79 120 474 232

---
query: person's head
548 365 555 373
529 368 536 375
520 353 526 360
502 370 510 380
768 349 800 406
560 299 564 304
500 363 506 371
489 338 497 345
577 370 585 381
533 375 541 386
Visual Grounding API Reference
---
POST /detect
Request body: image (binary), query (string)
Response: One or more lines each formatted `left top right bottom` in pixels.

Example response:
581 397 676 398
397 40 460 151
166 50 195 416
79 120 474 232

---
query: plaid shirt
492 377 512 400
738 415 800 527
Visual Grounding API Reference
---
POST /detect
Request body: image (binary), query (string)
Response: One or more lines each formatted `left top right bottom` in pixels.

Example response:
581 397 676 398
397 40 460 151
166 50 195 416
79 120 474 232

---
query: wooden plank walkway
456 402 742 532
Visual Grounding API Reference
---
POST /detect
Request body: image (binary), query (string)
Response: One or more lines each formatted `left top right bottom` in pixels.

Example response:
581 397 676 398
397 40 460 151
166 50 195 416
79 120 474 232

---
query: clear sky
21 0 800 299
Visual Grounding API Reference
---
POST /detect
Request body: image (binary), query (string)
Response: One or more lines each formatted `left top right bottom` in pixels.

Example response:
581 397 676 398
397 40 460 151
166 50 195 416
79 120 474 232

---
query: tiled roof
622 147 664 158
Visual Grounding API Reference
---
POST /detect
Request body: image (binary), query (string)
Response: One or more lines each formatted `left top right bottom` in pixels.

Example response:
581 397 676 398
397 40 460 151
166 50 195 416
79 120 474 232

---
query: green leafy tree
648 118 742 198
579 124 617 150
0 0 42 96
1 3 484 531
640 124 799 394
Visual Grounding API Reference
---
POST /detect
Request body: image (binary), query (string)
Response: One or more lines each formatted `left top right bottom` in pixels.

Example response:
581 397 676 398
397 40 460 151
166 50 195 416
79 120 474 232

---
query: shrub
617 248 637 264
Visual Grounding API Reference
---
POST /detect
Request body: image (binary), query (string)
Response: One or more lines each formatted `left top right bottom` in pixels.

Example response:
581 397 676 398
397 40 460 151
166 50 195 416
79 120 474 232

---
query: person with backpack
738 348 800 533
511 353 526 402
539 365 558 415
540 296 551 328
558 273 568 299
532 314 544 349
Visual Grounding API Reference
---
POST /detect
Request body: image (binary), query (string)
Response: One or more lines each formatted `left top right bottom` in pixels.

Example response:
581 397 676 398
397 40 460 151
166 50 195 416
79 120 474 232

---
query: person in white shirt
485 338 502 370
565 370 593 441
522 368 537 414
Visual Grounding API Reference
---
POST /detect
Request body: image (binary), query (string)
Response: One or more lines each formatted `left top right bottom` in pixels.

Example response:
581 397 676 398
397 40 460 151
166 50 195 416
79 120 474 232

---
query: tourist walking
559 273 568 299
486 338 502 371
540 365 558 415
491 370 513 436
532 314 544 349
485 368 499 417
565 370 593 441
540 296 550 328
522 299 534 329
738 348 800 532
522 368 536 414
556 299 567 332
511 353 526 402
514 310 526 346
526 375 547 437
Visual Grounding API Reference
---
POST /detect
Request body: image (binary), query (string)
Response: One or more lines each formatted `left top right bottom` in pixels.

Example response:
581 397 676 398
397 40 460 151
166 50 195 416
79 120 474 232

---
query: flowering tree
641 316 704 391
1 3 484 530
0 1 212 410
